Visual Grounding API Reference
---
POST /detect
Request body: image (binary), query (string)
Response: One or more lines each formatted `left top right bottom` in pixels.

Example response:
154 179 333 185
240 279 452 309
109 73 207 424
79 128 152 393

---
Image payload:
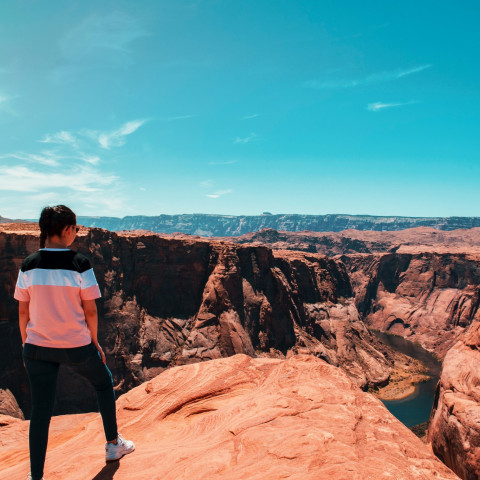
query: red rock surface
0 354 459 480
429 320 480 480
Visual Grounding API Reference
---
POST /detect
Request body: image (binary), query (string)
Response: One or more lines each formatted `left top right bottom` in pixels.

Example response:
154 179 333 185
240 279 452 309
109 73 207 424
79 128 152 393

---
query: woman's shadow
91 461 121 480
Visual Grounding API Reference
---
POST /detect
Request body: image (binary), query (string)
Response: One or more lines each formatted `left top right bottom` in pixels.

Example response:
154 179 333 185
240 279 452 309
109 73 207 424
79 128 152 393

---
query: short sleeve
80 268 101 300
14 270 30 302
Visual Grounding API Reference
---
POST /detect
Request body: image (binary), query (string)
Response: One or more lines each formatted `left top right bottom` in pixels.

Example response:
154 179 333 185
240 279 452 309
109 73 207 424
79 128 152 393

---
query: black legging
23 343 118 480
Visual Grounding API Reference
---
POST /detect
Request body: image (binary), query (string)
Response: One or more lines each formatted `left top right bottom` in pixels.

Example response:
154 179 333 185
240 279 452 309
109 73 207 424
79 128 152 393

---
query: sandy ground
371 355 431 401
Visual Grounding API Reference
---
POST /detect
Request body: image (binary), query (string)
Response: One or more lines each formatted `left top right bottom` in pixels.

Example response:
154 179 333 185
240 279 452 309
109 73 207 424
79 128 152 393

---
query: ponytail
40 231 48 249
38 205 77 248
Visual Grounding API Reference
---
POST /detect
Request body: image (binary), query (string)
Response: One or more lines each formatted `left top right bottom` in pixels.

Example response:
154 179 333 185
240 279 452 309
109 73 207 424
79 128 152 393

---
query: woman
14 205 134 480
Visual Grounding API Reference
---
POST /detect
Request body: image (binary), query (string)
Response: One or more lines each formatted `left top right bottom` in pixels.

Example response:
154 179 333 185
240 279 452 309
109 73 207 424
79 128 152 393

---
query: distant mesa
5 213 480 236
0 215 32 224
73 213 480 236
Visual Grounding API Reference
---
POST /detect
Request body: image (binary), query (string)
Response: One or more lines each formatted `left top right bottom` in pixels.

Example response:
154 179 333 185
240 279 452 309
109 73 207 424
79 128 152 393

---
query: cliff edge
0 354 459 480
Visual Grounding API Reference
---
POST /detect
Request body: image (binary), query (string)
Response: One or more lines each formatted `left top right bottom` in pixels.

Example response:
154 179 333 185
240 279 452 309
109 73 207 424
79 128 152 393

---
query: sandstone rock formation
0 354 459 480
76 213 480 236
0 388 24 419
0 224 391 417
428 320 480 480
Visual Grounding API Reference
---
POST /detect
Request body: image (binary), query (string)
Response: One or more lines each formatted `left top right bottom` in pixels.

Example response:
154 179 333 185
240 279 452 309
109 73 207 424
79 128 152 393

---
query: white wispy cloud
200 179 214 188
25 188 130 218
0 149 103 168
40 131 77 146
243 114 259 120
0 119 142 216
80 154 101 165
234 132 258 144
0 151 62 167
206 189 233 199
396 65 431 78
367 101 418 112
92 119 147 149
208 159 237 165
304 64 432 89
0 165 118 192
164 114 197 121
41 119 146 151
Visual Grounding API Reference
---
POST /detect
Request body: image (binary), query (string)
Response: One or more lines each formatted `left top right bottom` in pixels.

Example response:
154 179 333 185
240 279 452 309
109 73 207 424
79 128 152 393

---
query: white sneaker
105 433 135 461
26 476 45 480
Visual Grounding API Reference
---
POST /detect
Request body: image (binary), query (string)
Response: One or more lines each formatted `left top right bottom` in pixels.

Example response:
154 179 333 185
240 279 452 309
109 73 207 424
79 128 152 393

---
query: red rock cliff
428 320 480 480
340 252 480 358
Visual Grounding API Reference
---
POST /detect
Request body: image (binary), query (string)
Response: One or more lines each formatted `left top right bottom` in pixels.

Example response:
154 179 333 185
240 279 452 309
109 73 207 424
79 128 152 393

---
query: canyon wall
340 252 480 359
428 321 480 479
0 225 391 417
225 228 480 359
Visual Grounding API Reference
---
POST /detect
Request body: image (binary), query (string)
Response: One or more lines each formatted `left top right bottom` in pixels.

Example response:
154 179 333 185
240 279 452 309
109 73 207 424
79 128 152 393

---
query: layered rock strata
0 224 391 417
0 354 460 480
223 226 480 255
428 321 480 480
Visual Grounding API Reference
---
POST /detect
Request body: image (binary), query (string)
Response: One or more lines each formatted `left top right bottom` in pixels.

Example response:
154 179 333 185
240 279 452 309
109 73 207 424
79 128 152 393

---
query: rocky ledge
0 354 459 479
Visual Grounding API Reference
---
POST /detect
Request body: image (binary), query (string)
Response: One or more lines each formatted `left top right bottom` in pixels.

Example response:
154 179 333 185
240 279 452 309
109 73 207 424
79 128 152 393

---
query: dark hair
39 205 77 248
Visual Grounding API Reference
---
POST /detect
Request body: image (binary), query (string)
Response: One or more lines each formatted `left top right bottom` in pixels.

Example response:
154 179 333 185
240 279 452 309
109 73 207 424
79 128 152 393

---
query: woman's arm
18 301 30 345
82 298 106 363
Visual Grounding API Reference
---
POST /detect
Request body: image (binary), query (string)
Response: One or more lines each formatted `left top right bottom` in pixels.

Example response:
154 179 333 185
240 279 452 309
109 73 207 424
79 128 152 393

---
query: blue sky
0 0 479 218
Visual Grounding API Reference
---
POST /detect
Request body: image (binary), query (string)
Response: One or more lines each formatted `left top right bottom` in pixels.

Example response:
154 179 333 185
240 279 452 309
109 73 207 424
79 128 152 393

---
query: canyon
1 223 480 478
0 223 394 418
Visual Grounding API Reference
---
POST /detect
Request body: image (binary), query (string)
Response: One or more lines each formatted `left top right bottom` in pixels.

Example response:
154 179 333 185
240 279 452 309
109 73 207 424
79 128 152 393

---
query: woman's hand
94 343 106 364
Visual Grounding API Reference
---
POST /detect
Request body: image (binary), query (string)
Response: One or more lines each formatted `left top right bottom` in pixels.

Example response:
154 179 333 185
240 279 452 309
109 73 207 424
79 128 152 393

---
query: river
374 331 441 428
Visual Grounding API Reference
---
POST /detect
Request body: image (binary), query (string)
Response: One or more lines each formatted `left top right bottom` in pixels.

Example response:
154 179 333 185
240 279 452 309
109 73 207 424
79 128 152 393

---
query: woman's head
39 205 77 248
